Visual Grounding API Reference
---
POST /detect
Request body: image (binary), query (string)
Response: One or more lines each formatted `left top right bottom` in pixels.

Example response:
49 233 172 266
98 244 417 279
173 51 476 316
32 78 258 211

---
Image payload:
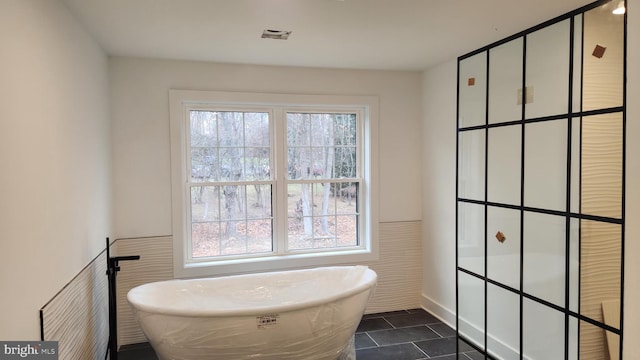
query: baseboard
420 293 520 359
420 293 456 327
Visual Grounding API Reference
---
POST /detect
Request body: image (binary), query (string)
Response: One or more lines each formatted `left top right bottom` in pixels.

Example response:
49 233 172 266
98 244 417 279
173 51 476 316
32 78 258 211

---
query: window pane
245 220 273 253
225 220 272 255
218 112 243 142
287 182 359 250
190 221 273 257
191 147 218 182
311 114 332 146
288 148 310 180
190 111 217 147
287 113 311 146
191 111 271 182
244 112 269 147
220 185 244 221
246 184 272 218
335 182 358 213
192 222 221 258
313 183 337 217
311 147 328 177
219 147 244 181
288 217 357 250
244 147 270 181
191 186 220 222
218 112 243 180
191 185 273 258
336 215 358 247
287 112 313 180
335 114 356 145
287 112 358 180
334 146 356 178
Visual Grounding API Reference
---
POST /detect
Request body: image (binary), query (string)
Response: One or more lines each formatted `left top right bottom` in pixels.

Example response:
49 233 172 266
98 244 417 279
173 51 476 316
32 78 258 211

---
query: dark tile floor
355 309 482 359
119 308 483 359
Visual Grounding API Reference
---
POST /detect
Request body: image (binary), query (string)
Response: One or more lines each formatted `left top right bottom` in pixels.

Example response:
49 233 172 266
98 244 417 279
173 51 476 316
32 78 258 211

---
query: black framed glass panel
456 1 625 359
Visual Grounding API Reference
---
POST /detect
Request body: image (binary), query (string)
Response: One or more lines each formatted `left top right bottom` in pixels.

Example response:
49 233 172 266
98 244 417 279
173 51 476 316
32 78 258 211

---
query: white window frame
170 90 379 278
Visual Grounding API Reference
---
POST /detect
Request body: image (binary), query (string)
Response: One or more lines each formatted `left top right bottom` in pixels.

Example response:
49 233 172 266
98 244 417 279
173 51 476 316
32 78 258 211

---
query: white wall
110 57 423 238
0 0 111 340
421 7 640 358
420 59 458 324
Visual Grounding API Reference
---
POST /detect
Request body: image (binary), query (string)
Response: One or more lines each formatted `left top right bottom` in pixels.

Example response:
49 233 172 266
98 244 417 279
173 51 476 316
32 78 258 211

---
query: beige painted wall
0 0 112 340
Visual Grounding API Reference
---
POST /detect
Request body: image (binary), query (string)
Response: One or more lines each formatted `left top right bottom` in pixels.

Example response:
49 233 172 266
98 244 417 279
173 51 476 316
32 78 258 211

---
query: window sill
174 248 379 278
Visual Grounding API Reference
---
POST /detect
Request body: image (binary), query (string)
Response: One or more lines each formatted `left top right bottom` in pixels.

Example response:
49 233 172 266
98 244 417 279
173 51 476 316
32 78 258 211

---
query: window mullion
274 107 288 255
185 107 194 264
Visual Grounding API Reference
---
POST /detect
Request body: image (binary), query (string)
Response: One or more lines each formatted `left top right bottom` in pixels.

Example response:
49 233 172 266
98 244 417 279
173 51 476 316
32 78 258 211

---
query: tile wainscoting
115 236 173 346
40 247 110 360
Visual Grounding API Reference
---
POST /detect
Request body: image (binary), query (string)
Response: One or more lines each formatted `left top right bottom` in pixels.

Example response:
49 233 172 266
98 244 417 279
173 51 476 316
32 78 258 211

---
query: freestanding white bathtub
127 266 377 360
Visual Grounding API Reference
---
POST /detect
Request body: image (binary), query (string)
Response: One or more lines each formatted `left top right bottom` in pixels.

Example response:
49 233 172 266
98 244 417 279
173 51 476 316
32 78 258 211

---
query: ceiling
61 0 598 71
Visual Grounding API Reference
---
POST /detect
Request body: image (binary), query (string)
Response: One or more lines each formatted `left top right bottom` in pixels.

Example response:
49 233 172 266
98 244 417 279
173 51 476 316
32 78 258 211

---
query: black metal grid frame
455 0 627 358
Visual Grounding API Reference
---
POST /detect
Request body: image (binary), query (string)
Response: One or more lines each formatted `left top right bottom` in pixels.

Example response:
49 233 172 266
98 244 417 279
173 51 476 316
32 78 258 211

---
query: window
189 110 273 258
170 90 378 277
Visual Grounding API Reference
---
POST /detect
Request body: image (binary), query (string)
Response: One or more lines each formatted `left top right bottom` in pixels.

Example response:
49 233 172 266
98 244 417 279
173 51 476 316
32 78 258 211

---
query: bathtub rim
127 265 377 317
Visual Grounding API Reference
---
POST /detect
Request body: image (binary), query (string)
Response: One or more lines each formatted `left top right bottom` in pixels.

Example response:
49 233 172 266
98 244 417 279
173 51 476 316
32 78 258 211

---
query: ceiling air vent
261 29 292 40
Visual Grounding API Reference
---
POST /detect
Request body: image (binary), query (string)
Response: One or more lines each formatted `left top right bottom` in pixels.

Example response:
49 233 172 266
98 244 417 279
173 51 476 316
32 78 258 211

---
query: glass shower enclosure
456 0 626 359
